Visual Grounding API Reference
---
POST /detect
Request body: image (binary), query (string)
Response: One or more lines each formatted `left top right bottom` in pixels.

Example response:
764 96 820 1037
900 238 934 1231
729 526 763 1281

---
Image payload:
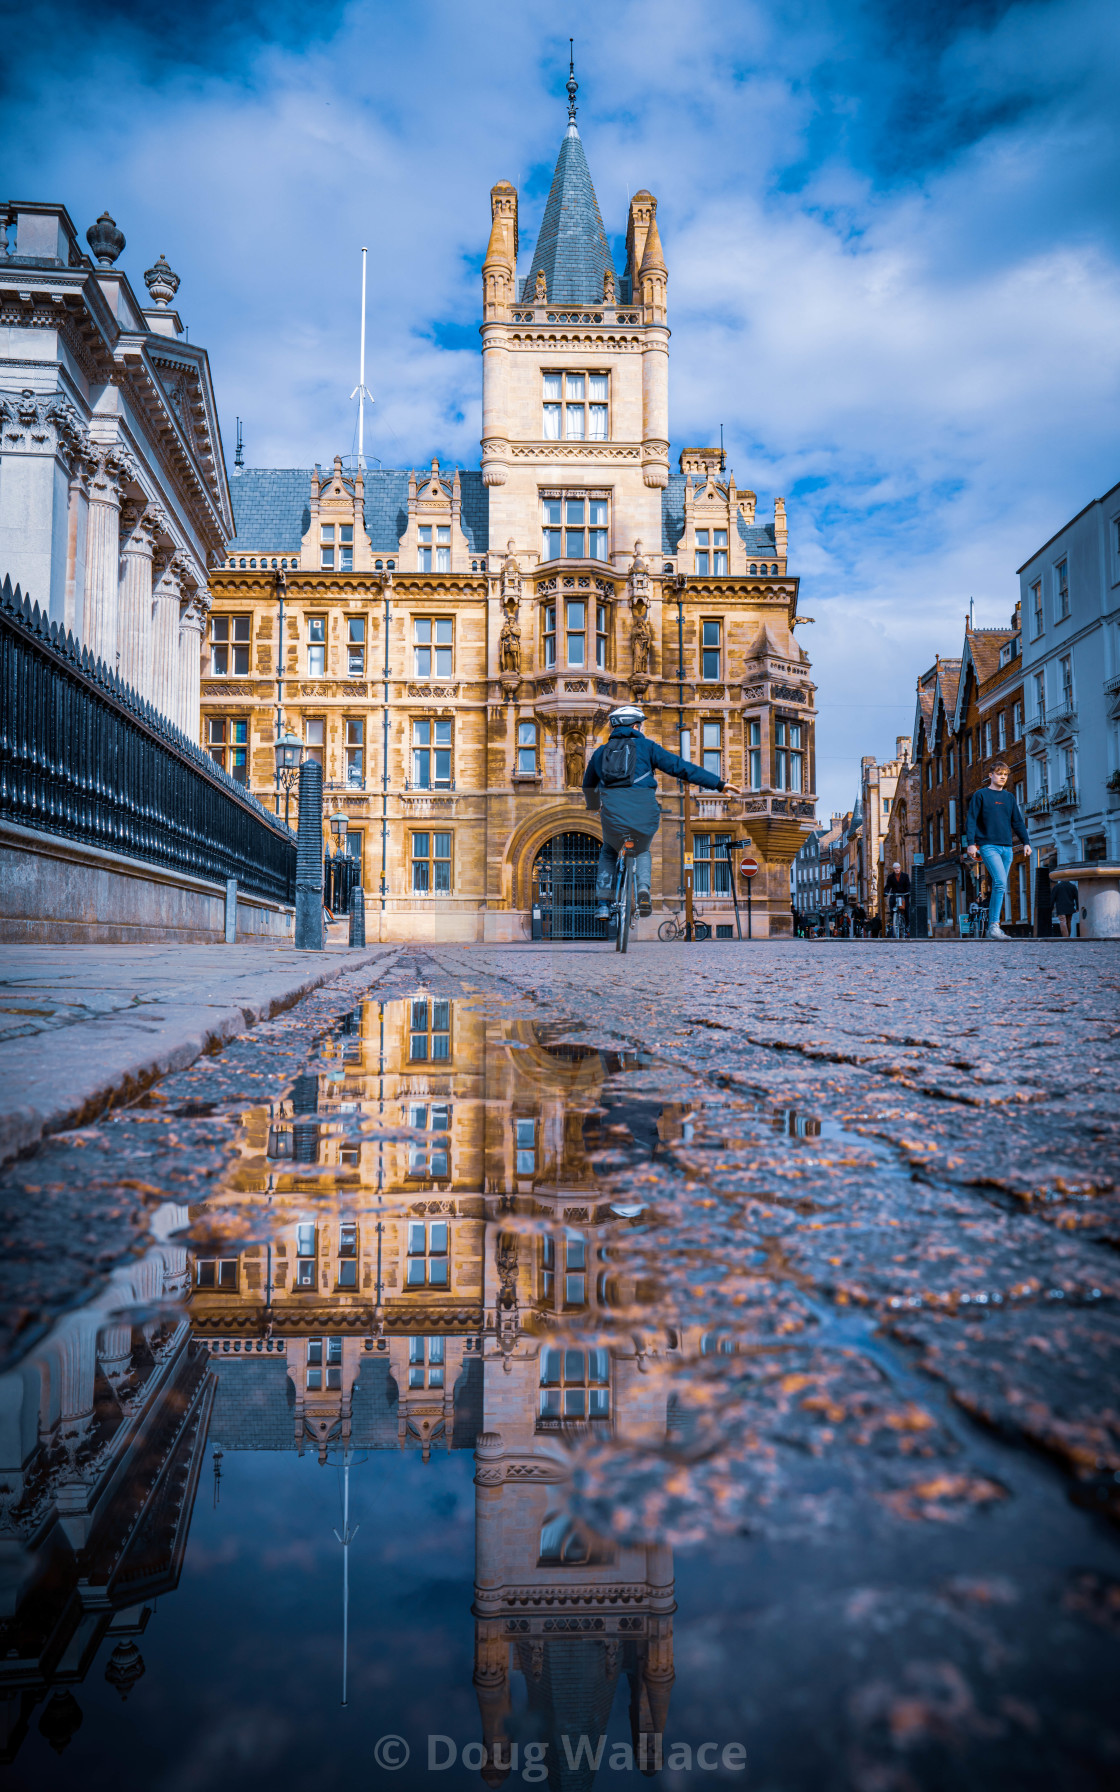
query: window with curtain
417 526 451 573
412 719 452 788
210 614 251 675
692 834 732 896
542 370 608 440
775 719 803 791
746 719 762 789
207 717 248 783
411 832 452 893
413 617 453 677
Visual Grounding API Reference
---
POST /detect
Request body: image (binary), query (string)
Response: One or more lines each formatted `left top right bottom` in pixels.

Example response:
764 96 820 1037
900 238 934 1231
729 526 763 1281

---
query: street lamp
274 728 303 827
328 809 349 845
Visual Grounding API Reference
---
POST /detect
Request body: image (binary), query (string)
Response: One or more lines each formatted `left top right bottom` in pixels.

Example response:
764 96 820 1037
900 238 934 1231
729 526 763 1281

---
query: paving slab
0 940 397 1164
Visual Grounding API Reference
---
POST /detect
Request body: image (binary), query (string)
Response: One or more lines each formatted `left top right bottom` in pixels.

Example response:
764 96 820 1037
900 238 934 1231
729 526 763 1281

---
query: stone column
176 590 207 740
83 448 129 670
117 503 158 700
150 555 184 725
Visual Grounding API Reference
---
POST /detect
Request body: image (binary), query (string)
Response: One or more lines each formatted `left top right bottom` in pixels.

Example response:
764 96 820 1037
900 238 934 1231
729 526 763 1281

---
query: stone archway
503 803 602 911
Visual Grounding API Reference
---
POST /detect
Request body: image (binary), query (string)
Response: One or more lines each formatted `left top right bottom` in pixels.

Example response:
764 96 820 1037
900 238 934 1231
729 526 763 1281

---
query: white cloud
3 0 1118 815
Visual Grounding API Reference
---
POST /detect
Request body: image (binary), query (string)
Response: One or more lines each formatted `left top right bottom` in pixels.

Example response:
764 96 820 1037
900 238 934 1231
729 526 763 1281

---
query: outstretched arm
647 739 733 791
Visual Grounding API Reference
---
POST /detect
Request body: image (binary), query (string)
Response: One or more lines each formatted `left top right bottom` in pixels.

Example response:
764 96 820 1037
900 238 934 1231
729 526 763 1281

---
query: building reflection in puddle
0 996 682 1775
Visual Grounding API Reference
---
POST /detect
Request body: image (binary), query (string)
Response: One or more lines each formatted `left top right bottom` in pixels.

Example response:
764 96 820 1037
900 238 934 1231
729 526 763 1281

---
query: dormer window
418 525 451 573
696 531 728 576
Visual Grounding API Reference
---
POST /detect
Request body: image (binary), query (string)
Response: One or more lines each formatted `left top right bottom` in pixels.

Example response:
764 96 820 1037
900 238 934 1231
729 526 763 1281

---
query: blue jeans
978 844 1012 931
595 816 654 902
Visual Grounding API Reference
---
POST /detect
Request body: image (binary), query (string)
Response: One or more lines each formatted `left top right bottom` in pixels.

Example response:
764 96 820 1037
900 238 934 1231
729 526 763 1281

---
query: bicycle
608 838 637 953
657 911 711 942
887 896 908 940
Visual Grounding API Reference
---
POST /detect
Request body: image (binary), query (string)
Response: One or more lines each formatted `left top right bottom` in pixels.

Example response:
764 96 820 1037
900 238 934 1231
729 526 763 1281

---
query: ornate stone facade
208 87 816 938
0 201 231 733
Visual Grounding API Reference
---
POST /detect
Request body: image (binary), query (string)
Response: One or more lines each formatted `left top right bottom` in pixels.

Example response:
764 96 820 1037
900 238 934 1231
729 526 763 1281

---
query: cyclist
583 705 738 920
883 861 910 937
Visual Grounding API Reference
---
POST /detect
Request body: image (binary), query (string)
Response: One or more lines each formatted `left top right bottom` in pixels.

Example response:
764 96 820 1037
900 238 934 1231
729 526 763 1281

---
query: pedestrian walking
965 760 1030 942
1050 877 1079 938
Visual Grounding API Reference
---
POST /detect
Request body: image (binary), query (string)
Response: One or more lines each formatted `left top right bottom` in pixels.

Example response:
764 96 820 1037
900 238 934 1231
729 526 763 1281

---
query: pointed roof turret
522 50 617 307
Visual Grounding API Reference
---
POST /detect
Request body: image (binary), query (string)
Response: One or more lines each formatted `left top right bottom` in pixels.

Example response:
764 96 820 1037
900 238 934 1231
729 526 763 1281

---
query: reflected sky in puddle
4 985 1119 1790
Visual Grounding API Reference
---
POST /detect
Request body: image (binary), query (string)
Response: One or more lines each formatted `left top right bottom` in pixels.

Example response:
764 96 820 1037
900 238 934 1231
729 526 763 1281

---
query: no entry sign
739 856 760 879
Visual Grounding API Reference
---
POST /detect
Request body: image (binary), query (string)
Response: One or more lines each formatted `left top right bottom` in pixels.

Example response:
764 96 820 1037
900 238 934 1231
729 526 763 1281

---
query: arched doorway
532 832 606 941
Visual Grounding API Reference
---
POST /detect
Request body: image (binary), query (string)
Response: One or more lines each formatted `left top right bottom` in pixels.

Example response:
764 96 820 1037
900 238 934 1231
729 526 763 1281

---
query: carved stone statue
499 606 522 675
563 725 587 789
534 268 547 303
630 602 652 675
603 268 616 304
500 540 521 604
627 539 651 612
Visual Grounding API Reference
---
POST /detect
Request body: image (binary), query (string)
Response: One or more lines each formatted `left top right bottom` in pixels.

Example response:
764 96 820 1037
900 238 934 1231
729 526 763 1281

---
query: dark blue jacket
582 727 725 802
965 785 1029 849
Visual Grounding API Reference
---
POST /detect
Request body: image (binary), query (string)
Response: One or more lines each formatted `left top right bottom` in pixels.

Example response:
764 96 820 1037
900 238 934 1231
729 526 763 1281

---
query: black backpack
600 735 636 787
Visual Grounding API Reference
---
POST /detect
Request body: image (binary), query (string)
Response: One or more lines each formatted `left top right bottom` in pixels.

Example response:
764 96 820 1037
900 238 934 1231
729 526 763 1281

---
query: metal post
724 840 743 941
683 780 694 941
224 877 237 944
294 758 324 950
380 579 391 915
747 876 753 940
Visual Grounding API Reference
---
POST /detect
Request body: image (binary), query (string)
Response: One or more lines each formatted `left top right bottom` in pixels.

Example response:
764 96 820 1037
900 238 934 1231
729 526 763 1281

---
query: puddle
3 974 1119 1789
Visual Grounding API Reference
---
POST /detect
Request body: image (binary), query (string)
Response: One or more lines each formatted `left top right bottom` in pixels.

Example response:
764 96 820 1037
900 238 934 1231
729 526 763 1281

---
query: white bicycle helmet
607 705 645 728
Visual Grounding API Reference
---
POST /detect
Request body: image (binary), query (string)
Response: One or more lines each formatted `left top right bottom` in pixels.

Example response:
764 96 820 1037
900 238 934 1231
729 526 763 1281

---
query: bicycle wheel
694 921 711 941
658 918 679 942
618 859 631 953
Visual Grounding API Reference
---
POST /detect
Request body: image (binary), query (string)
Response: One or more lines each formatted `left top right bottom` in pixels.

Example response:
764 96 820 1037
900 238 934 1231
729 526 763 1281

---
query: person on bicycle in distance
884 860 910 933
583 706 738 919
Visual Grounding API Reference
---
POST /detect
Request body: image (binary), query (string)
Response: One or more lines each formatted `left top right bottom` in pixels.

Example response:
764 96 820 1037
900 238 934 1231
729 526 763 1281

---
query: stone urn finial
86 210 125 266
144 252 180 307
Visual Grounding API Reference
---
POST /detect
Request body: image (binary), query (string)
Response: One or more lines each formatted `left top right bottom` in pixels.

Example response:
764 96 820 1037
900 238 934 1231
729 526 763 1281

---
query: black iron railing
325 850 361 913
0 575 296 905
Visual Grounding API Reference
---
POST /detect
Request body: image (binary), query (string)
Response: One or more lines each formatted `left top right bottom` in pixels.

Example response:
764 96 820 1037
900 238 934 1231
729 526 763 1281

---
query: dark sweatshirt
965 785 1029 849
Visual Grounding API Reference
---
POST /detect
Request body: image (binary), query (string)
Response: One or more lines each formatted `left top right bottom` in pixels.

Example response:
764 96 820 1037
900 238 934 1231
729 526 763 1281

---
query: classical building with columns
0 200 231 737
210 79 816 939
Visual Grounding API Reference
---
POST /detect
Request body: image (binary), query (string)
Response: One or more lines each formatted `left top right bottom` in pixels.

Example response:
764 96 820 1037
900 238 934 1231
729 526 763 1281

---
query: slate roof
660 474 779 558
228 467 488 556
522 124 617 306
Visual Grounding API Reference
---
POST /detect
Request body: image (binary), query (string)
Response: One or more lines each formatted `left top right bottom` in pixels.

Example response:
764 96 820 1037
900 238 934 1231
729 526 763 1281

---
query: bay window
417 526 451 573
596 604 608 668
775 720 803 791
746 719 762 789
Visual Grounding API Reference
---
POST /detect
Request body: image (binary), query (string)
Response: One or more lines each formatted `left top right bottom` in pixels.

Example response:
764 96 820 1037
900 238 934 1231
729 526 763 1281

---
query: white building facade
0 201 231 735
1019 477 1120 929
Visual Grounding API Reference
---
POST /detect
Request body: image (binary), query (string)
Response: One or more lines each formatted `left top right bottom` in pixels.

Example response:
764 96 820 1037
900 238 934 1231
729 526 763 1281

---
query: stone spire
521 53 617 307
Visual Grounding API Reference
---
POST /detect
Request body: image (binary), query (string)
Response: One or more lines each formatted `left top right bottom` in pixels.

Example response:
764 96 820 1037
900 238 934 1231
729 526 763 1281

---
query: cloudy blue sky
4 0 1118 815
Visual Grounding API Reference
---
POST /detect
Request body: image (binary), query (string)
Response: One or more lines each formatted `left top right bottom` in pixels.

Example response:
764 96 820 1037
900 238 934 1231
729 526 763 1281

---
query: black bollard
348 884 366 947
294 758 324 950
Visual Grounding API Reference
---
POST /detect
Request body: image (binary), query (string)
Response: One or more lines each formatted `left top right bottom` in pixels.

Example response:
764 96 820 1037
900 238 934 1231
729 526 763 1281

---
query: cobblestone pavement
5 938 1119 1790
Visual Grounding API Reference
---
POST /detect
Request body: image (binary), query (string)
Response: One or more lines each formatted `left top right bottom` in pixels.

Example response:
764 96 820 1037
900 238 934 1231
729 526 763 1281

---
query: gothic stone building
206 89 816 940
